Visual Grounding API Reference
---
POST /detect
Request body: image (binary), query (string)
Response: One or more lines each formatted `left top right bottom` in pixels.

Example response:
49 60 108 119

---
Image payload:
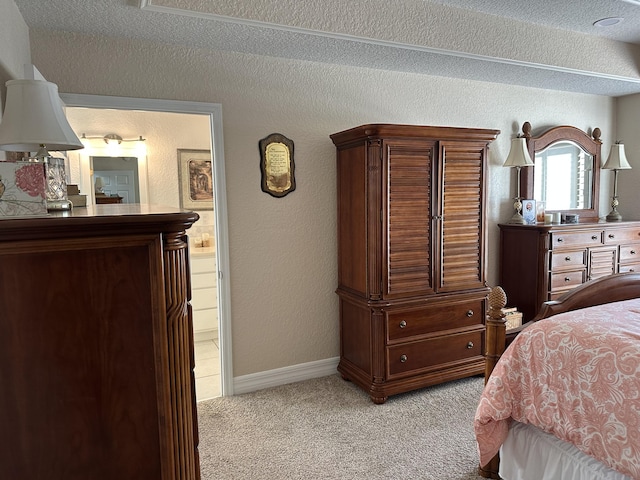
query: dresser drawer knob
609 234 615 239
466 310 474 317
592 235 598 241
557 237 564 243
466 342 474 349
399 320 407 328
631 250 636 255
564 277 571 282
565 256 571 261
400 354 408 363
630 268 636 273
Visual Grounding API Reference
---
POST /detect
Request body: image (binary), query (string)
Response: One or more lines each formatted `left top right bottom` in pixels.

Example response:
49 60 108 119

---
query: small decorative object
522 199 536 225
565 213 579 224
501 307 523 330
0 161 48 217
504 135 534 224
535 201 545 223
544 213 553 224
602 141 632 222
552 212 562 224
259 133 295 198
178 149 214 210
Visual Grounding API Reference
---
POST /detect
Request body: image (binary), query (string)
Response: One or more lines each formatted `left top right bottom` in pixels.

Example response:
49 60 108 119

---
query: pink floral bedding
474 298 640 479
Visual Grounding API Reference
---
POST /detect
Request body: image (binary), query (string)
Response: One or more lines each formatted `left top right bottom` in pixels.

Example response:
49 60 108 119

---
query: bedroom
0 0 639 478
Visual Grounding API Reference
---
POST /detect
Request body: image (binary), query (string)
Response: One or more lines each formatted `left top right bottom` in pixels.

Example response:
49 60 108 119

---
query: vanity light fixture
504 136 534 224
0 78 84 211
81 133 146 145
602 141 632 222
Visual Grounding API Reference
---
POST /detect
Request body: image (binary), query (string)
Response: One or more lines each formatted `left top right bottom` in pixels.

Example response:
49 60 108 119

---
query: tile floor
194 338 221 402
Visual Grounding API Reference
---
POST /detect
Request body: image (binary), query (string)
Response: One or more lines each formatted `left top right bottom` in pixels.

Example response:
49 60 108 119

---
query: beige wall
6 22 621 377
615 93 640 221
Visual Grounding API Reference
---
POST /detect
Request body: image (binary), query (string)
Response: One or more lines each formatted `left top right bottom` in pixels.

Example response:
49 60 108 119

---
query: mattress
499 422 633 480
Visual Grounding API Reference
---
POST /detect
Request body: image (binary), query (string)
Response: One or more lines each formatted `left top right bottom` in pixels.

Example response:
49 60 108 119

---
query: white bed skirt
498 421 633 480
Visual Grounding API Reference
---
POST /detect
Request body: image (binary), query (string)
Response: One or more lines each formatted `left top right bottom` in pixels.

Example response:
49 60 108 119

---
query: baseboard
233 356 340 395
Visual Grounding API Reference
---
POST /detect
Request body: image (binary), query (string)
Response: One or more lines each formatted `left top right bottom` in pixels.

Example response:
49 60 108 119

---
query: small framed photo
178 149 213 211
522 199 536 225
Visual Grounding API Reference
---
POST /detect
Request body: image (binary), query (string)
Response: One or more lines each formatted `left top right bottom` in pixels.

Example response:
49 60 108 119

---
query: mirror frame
520 121 602 222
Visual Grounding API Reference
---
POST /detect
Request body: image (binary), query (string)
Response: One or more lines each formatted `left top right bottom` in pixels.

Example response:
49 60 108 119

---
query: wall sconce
0 79 84 211
503 136 534 224
602 142 632 222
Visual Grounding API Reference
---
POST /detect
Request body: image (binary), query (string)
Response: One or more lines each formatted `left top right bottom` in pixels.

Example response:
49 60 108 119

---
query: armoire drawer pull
400 354 408 363
466 310 474 317
466 342 474 349
399 320 407 328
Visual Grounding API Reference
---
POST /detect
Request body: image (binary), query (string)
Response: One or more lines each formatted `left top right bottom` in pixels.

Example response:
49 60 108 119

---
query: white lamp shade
602 143 632 170
0 79 84 152
503 137 534 167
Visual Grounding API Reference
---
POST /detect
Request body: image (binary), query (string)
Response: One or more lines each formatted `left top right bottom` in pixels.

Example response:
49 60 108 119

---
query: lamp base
606 210 622 222
508 212 526 224
46 199 73 212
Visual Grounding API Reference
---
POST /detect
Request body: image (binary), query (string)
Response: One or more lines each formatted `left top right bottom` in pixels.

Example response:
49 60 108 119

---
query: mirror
520 122 602 222
92 156 140 204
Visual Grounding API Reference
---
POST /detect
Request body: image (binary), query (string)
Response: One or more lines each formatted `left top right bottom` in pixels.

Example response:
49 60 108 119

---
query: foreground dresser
500 220 640 322
0 205 201 480
331 124 499 403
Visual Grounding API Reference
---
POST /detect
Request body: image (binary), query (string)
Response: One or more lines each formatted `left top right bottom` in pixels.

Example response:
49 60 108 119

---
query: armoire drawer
550 250 586 270
387 330 482 378
550 270 585 291
550 230 603 249
387 299 484 341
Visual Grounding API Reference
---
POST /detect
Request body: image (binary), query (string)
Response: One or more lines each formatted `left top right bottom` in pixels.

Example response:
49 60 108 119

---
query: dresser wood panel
0 205 200 480
332 124 499 403
500 221 640 321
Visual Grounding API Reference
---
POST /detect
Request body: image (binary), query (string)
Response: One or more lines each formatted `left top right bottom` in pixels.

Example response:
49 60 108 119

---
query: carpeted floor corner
197 373 487 479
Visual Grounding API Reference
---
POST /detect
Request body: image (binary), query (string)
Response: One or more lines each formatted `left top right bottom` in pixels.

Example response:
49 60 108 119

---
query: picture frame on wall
178 149 213 210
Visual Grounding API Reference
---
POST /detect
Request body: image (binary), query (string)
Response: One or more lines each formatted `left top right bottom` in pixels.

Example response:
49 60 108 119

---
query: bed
474 272 640 480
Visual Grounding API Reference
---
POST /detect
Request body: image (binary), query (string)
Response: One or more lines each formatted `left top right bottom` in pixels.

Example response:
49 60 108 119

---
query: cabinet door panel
438 142 486 291
588 246 617 280
385 140 435 298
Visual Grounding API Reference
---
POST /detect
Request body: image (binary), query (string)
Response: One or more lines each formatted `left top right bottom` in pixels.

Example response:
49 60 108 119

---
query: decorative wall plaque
259 133 295 198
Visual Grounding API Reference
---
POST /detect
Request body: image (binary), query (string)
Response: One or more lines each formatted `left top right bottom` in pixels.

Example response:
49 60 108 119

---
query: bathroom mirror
520 122 602 222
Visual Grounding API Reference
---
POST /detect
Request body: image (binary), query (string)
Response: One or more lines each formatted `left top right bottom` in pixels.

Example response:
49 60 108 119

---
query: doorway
60 93 233 398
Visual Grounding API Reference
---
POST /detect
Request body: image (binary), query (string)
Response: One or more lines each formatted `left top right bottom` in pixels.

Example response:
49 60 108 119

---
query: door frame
60 93 234 397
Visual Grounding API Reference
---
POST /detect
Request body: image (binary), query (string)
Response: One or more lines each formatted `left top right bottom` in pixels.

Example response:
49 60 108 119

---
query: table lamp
504 136 534 224
0 78 84 211
602 142 632 222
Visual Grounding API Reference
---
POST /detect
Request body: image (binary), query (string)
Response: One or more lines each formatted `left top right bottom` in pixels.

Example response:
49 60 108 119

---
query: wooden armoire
331 124 499 403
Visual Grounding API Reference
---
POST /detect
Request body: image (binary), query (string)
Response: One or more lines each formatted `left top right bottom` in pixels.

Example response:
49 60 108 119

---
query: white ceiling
12 0 640 97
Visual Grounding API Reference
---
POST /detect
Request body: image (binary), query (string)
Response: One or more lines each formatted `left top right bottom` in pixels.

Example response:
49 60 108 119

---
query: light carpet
197 373 487 480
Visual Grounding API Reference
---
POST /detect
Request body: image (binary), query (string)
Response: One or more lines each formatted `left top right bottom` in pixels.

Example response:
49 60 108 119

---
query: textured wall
615 93 640 220
26 28 615 377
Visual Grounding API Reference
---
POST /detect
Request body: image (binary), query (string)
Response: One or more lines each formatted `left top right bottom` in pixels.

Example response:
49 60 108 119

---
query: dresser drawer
550 270 585 291
604 228 640 244
387 330 482 378
619 263 640 273
550 250 586 270
620 245 640 263
387 299 484 341
550 230 603 249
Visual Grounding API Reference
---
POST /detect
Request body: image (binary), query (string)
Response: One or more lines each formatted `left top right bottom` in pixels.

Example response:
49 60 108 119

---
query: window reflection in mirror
533 141 593 211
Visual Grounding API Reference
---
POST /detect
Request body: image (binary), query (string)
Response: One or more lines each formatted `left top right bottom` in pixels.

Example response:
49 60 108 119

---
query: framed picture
522 199 536 225
178 149 213 210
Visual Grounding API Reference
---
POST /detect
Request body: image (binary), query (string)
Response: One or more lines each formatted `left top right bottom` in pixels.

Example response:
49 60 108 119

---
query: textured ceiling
11 0 640 97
